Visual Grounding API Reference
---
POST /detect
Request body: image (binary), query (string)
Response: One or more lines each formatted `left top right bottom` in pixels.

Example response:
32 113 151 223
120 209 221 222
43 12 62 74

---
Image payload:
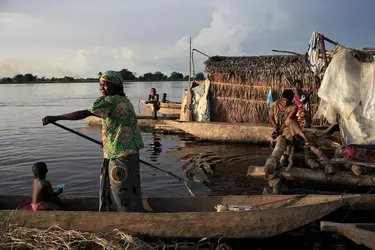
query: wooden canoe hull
247 166 375 187
84 116 180 130
165 120 323 144
159 107 181 116
321 221 375 249
139 99 182 109
0 195 362 238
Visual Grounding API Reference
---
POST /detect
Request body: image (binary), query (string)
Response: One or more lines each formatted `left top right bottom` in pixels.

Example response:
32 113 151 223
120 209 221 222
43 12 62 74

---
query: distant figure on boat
269 89 310 151
31 162 63 211
161 93 170 103
42 70 145 212
145 88 160 119
293 79 312 128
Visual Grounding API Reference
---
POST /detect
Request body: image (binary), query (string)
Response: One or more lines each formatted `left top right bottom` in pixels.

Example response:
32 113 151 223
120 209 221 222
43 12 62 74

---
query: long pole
188 37 192 88
49 121 190 183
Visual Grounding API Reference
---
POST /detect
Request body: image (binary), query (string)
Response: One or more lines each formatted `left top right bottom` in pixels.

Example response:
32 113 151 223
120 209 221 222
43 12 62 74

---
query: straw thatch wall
204 55 327 126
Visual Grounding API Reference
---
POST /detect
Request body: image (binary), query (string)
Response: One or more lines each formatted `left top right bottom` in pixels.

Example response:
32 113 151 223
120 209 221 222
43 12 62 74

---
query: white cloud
1 0 374 78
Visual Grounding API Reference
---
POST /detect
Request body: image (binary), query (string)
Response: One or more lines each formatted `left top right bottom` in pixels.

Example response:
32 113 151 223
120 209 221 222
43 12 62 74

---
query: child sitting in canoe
161 93 170 103
32 162 63 211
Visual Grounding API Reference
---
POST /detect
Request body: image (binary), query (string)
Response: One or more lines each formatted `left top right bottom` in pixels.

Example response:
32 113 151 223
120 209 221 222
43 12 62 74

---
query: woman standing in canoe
42 70 145 212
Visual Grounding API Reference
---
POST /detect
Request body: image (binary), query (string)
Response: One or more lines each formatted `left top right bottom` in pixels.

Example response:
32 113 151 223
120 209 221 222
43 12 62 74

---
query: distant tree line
0 68 206 84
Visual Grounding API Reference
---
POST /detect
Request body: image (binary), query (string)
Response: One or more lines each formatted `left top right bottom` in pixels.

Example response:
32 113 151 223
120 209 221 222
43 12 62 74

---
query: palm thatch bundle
0 225 232 250
204 55 326 125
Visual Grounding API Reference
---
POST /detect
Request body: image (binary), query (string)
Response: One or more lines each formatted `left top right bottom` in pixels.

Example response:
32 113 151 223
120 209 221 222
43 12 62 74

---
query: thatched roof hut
204 54 325 126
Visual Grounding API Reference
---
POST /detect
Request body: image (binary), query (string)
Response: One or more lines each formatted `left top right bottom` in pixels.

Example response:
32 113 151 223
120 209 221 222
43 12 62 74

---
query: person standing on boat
42 70 145 212
269 89 310 147
145 88 160 119
293 79 312 128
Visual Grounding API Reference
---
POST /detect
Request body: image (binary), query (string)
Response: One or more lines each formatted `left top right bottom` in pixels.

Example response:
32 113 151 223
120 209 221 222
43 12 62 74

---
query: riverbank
0 79 189 84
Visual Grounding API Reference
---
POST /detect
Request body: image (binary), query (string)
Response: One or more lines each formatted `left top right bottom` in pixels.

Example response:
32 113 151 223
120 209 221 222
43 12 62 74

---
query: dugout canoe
84 115 180 131
321 221 375 249
0 194 363 239
139 99 181 116
247 166 375 187
165 120 323 144
139 99 182 109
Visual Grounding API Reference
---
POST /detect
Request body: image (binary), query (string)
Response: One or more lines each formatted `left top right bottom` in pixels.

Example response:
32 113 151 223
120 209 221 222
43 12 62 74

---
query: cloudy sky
1 0 375 78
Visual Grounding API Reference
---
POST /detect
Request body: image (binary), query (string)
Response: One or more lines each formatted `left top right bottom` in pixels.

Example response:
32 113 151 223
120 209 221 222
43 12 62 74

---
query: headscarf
99 70 123 86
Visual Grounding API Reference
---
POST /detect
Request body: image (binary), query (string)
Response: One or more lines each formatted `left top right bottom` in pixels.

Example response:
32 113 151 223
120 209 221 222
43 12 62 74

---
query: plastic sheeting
179 80 211 122
191 79 211 122
314 46 375 145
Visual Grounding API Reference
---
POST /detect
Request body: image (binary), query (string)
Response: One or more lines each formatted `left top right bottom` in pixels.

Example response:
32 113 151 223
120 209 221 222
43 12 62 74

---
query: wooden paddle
49 121 197 195
248 194 307 208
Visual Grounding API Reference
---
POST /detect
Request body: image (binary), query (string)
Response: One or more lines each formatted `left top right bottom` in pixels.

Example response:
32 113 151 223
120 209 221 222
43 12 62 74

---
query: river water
0 81 271 197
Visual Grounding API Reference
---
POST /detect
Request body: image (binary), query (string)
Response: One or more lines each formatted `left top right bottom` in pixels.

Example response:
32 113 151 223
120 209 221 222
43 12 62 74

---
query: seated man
32 162 63 211
269 89 310 151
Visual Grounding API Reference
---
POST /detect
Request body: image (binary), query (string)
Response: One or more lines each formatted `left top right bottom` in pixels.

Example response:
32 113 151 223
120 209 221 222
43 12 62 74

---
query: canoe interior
0 194 370 212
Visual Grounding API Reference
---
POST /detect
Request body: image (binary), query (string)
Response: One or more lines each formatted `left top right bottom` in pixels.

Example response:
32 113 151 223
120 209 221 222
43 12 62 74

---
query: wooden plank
329 158 375 168
321 221 375 249
247 166 375 187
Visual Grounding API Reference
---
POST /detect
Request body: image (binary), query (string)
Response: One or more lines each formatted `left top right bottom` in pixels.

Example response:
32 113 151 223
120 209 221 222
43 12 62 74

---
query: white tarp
314 46 375 145
179 80 211 122
191 79 211 121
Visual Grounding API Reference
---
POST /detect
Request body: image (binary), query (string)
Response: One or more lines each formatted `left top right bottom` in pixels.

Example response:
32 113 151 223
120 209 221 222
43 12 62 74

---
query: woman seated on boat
269 89 310 148
293 79 312 129
145 88 160 119
42 70 145 212
32 162 63 211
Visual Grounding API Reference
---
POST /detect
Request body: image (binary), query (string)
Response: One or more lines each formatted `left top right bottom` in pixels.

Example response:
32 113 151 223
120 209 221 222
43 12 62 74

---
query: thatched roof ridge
204 54 312 76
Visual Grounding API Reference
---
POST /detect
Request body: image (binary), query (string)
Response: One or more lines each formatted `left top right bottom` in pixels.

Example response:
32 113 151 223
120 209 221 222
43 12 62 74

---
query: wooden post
303 147 320 169
351 165 366 176
310 146 335 174
247 166 375 187
285 146 295 172
181 37 193 121
188 37 192 88
320 34 328 66
264 137 286 176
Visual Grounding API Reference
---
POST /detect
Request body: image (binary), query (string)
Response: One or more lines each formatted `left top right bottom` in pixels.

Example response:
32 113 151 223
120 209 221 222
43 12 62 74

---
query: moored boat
139 99 182 109
165 120 323 144
139 99 182 116
247 166 375 187
320 221 375 249
0 194 363 239
85 115 180 131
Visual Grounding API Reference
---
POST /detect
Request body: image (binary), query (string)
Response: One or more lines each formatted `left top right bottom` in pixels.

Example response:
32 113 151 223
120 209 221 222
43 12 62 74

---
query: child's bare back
31 162 63 211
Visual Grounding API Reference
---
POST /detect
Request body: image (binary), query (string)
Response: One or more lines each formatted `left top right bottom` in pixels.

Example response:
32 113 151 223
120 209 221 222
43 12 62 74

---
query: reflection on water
147 132 162 162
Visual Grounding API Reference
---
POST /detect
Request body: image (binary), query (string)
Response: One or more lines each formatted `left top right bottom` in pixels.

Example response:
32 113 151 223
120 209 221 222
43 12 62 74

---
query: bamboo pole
272 49 303 56
193 48 210 58
321 34 339 46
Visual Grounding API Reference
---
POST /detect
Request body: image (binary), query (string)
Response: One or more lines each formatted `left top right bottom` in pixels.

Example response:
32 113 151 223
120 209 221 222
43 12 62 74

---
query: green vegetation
0 68 206 84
